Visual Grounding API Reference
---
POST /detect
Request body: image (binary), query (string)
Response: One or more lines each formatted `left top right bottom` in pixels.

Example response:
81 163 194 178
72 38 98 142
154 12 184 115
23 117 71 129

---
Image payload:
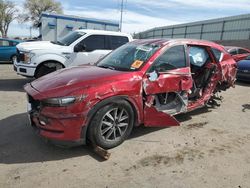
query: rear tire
88 100 134 149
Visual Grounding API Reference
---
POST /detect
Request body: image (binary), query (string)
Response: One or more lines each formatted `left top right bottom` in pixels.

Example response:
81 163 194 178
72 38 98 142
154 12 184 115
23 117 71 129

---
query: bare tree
20 0 63 27
0 0 18 37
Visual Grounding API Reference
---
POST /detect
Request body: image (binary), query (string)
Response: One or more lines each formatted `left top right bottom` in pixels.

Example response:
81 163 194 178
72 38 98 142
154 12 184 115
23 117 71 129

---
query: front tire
35 62 63 78
88 100 134 149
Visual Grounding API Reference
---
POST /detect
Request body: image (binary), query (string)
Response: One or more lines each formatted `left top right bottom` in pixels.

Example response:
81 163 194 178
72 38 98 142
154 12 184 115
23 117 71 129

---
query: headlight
23 52 35 63
42 96 76 107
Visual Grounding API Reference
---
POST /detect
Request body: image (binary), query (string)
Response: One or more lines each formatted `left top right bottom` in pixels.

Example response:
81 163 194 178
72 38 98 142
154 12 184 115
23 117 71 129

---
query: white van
14 29 133 78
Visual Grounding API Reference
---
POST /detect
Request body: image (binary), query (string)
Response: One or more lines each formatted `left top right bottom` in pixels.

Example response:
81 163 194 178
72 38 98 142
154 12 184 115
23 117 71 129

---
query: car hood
238 60 250 70
30 66 137 98
16 41 68 52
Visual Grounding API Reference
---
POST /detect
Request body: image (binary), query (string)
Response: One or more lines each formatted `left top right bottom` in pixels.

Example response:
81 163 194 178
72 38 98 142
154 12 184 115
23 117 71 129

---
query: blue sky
8 0 250 37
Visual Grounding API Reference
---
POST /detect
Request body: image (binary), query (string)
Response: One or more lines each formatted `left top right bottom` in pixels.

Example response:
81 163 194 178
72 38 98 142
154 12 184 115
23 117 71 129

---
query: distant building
39 13 119 41
134 13 250 49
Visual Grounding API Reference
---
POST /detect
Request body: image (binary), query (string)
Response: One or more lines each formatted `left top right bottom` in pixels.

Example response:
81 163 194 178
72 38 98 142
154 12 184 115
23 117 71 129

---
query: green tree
21 0 63 27
0 0 17 37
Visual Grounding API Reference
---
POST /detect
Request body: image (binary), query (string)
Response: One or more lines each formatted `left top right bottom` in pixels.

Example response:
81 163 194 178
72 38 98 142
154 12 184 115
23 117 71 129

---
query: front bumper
14 60 36 77
26 93 88 146
237 70 250 82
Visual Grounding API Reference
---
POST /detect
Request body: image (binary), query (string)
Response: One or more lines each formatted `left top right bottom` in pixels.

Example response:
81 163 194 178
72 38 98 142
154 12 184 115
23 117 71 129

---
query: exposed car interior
188 46 216 100
147 45 190 115
148 45 218 115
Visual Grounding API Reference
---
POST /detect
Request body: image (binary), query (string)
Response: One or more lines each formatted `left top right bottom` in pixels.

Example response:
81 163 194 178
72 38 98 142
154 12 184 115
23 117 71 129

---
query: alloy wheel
100 107 129 141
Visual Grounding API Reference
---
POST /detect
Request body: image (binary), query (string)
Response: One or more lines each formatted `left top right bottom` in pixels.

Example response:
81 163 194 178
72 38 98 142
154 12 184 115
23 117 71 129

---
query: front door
71 35 110 66
143 45 193 127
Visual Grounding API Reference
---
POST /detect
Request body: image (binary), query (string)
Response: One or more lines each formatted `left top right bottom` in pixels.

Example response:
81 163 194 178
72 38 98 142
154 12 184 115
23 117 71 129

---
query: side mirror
74 43 86 52
148 70 159 82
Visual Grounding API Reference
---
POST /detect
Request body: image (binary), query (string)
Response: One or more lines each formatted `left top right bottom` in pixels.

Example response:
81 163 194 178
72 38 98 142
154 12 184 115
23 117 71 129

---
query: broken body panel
24 39 237 144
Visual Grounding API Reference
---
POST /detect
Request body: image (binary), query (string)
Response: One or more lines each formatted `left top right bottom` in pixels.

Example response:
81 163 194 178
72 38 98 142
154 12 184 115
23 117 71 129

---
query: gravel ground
0 64 250 188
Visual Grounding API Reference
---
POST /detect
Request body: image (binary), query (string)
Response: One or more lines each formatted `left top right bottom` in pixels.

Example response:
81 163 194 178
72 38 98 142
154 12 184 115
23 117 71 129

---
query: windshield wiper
98 65 116 70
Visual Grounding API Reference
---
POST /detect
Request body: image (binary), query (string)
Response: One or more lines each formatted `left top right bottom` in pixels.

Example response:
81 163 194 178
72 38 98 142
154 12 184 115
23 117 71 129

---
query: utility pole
29 26 32 39
119 0 124 32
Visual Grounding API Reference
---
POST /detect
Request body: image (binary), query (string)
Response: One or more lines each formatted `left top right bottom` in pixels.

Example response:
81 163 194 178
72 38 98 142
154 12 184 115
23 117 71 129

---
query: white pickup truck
14 29 133 78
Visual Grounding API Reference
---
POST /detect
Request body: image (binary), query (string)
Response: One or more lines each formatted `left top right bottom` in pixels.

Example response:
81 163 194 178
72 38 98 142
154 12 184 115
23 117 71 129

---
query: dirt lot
0 64 250 188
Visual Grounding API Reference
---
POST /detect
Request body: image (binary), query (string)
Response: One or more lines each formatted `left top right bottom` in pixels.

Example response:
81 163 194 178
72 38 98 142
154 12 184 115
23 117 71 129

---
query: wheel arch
34 60 65 78
81 95 139 144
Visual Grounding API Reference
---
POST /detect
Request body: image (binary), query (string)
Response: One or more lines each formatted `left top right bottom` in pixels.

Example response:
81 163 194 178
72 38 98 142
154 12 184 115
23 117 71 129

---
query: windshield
97 43 160 71
56 31 85 46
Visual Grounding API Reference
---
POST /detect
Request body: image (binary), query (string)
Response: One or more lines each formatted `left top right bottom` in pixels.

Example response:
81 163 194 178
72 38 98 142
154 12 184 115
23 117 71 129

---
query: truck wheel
88 100 134 149
35 62 63 78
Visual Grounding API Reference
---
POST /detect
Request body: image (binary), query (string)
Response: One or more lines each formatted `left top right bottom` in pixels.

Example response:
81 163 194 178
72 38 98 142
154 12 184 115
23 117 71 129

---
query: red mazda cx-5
24 39 237 149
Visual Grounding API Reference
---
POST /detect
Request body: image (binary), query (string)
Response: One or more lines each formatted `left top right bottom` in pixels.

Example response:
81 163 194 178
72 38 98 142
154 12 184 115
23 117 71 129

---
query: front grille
28 94 40 111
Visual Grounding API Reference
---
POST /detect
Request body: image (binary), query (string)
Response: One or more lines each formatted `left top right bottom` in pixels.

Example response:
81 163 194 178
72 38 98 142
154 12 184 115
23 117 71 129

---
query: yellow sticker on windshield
131 60 144 69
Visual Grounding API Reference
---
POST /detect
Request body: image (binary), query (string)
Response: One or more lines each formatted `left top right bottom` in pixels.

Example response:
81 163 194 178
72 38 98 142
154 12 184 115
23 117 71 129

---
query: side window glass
229 49 237 55
238 48 249 54
12 42 17 46
110 36 129 49
150 45 186 72
189 46 210 67
81 35 105 52
0 40 10 47
9 41 14 46
211 48 223 63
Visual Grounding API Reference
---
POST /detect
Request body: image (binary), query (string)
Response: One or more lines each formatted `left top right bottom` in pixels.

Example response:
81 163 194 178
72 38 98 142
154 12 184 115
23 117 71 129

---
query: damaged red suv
24 39 236 149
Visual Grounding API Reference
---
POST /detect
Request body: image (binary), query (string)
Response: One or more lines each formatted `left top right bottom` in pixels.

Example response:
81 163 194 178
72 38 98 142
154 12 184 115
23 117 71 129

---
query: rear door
142 45 193 127
108 35 129 50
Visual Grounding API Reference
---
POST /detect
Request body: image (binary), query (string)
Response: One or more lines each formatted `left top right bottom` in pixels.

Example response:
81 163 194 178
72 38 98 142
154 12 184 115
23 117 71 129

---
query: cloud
64 8 180 34
7 0 250 37
131 0 250 10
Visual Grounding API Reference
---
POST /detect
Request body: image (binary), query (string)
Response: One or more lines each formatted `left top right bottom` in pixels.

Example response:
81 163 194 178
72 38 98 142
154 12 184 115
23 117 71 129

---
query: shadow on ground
236 80 250 87
0 106 213 164
175 106 212 122
0 78 34 92
0 113 97 164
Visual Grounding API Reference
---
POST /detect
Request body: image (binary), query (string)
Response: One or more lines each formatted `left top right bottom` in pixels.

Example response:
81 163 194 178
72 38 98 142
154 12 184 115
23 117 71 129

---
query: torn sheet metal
144 105 180 127
143 67 193 95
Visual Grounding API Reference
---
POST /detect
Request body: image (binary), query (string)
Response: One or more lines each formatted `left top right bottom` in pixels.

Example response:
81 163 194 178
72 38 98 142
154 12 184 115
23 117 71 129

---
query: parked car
225 46 250 62
14 29 133 78
0 38 20 63
24 39 236 149
237 55 250 82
